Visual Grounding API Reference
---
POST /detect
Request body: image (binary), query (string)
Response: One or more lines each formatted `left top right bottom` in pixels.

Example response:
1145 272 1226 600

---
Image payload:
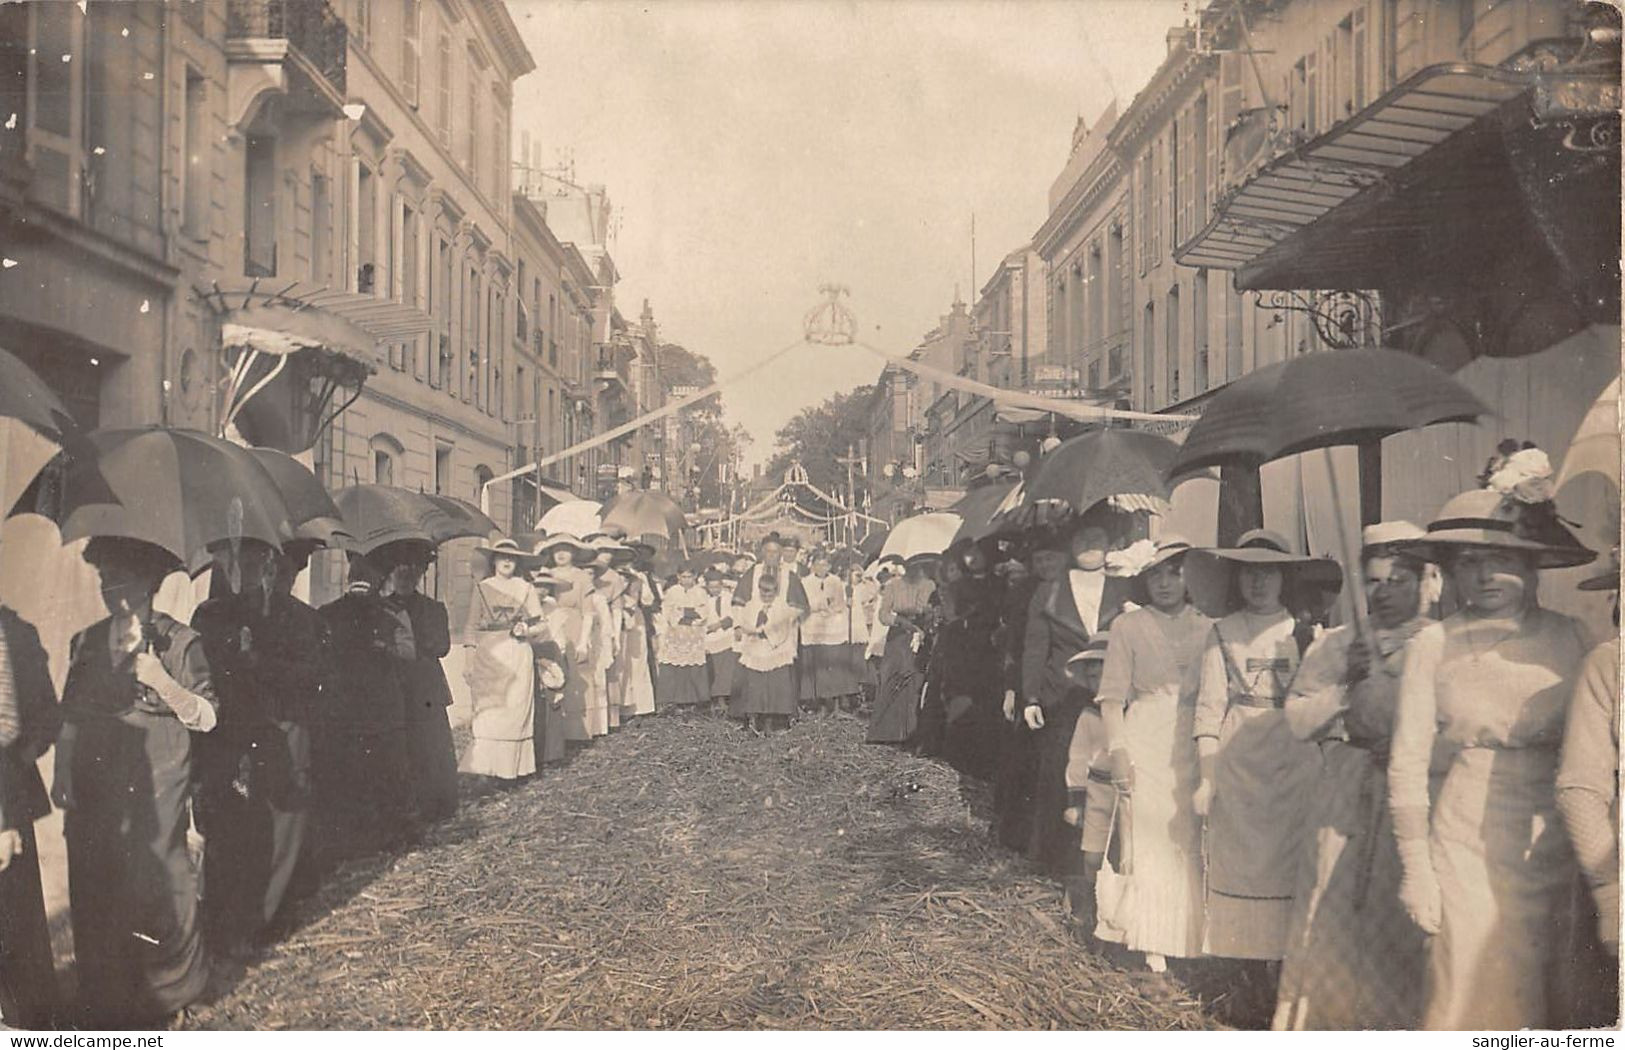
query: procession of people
0 342 1619 1031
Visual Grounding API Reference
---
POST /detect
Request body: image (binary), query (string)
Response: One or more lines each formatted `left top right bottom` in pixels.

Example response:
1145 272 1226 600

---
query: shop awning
1175 63 1540 280
208 278 434 352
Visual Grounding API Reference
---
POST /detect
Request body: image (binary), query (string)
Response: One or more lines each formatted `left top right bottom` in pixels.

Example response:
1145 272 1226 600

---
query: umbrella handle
1322 448 1371 639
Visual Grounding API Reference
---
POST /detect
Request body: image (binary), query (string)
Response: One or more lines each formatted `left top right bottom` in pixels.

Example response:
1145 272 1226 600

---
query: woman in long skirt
846 562 880 709
1189 529 1339 962
374 542 460 823
868 554 938 745
534 534 596 742
657 562 711 709
528 568 573 766
704 571 738 711
935 542 1004 780
619 569 657 718
458 539 543 780
1388 479 1595 1029
1091 538 1211 970
56 538 216 1025
1273 523 1438 1030
735 573 799 733
0 606 59 1028
584 566 617 737
800 550 856 713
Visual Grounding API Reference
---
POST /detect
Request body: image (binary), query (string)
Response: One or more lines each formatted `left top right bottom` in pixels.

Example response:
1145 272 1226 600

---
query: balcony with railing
226 0 347 120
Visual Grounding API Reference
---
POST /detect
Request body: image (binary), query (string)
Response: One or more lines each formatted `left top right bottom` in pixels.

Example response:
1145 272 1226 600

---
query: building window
1165 285 1180 403
1087 243 1104 348
1086 361 1100 391
435 442 453 495
401 0 420 107
182 69 208 239
400 201 419 305
1142 301 1156 408
311 170 331 284
1191 92 1208 240
356 160 376 292
435 28 452 145
1069 262 1084 363
466 69 480 184
352 0 370 49
370 433 402 485
244 134 278 276
1138 152 1153 274
0 3 86 217
1193 270 1209 393
473 465 494 506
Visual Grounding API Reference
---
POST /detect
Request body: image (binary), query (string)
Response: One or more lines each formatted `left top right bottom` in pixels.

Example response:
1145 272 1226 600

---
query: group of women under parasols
866 441 1618 1031
857 348 1621 1030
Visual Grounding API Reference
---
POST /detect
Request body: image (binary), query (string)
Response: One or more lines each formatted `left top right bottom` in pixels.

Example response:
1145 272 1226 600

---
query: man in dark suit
1019 516 1133 891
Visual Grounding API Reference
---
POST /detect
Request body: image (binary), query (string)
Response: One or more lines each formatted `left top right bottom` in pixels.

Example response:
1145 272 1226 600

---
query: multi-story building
1033 0 1618 631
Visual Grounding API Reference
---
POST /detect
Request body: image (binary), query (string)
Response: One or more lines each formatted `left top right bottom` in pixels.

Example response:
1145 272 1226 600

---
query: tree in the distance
765 385 875 500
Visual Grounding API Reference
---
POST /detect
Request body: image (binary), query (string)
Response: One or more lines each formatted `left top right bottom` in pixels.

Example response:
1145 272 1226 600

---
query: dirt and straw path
183 712 1267 1030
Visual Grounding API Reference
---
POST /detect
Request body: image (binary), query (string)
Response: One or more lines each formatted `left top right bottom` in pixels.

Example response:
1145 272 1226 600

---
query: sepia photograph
0 0 1620 1034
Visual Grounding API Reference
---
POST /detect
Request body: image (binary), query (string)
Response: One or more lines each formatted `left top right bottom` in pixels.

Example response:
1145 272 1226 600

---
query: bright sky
511 0 1189 466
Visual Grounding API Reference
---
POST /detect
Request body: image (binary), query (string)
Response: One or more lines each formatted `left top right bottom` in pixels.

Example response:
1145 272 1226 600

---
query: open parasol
1168 347 1489 475
1555 375 1619 492
333 484 498 554
1166 347 1490 634
248 447 350 548
57 427 295 570
875 512 962 562
1005 429 1187 529
0 346 77 518
539 499 603 538
601 489 689 548
948 481 1018 543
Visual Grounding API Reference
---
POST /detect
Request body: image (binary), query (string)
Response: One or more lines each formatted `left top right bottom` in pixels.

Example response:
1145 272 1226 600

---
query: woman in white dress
533 533 597 743
1090 537 1212 970
1388 472 1596 1029
618 566 658 718
582 565 617 737
459 539 543 780
1188 529 1341 962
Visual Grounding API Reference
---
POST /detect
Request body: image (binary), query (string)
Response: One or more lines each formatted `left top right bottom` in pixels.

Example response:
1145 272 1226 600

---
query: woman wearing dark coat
0 605 60 1028
55 538 216 1026
372 541 459 824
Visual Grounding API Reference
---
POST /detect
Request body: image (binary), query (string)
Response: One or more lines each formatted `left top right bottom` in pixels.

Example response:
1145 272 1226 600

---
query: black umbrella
0 345 73 440
333 485 499 554
1000 428 1187 530
248 447 350 548
1168 347 1488 475
948 481 1018 543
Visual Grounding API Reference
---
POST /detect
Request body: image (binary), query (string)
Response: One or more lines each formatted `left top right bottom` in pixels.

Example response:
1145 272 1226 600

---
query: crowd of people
0 442 1617 1031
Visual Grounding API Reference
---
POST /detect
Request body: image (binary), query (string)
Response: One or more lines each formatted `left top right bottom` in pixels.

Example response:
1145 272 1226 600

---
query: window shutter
1352 6 1368 109
402 0 420 107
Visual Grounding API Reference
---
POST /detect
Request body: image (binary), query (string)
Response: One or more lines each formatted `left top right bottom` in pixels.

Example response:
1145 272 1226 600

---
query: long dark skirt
993 718 1037 852
311 721 411 859
65 712 210 1025
800 643 859 701
402 692 459 823
534 692 567 766
707 650 738 700
0 822 56 1028
868 625 931 744
736 665 797 717
1027 696 1087 874
658 662 711 708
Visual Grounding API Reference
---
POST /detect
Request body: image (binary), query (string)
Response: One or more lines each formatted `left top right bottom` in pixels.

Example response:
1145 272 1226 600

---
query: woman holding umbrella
1189 529 1339 964
372 540 459 823
867 553 940 746
1388 456 1596 1029
458 539 544 781
54 538 216 1025
1272 523 1438 1030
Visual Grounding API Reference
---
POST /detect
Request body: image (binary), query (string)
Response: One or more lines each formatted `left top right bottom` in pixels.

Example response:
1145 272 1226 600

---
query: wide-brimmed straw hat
1361 520 1425 556
1185 529 1343 616
1396 488 1596 570
532 532 595 564
589 535 636 566
475 537 535 563
1579 546 1620 592
1138 536 1194 576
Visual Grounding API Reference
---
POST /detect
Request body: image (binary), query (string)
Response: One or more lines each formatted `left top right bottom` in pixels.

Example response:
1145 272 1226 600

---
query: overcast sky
512 0 1190 465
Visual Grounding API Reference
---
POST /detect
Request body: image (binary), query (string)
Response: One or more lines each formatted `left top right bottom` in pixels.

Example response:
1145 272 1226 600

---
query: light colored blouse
739 596 798 672
1389 606 1591 818
878 576 936 625
1194 609 1299 740
1096 604 1213 710
1556 639 1621 893
802 573 849 646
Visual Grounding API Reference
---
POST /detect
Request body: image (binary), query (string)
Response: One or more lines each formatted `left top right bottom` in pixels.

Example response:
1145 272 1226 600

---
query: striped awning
1175 63 1538 275
211 278 434 351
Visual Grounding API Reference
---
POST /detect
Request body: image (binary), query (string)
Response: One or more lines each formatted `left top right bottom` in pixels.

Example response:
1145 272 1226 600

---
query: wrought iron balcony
227 0 347 98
